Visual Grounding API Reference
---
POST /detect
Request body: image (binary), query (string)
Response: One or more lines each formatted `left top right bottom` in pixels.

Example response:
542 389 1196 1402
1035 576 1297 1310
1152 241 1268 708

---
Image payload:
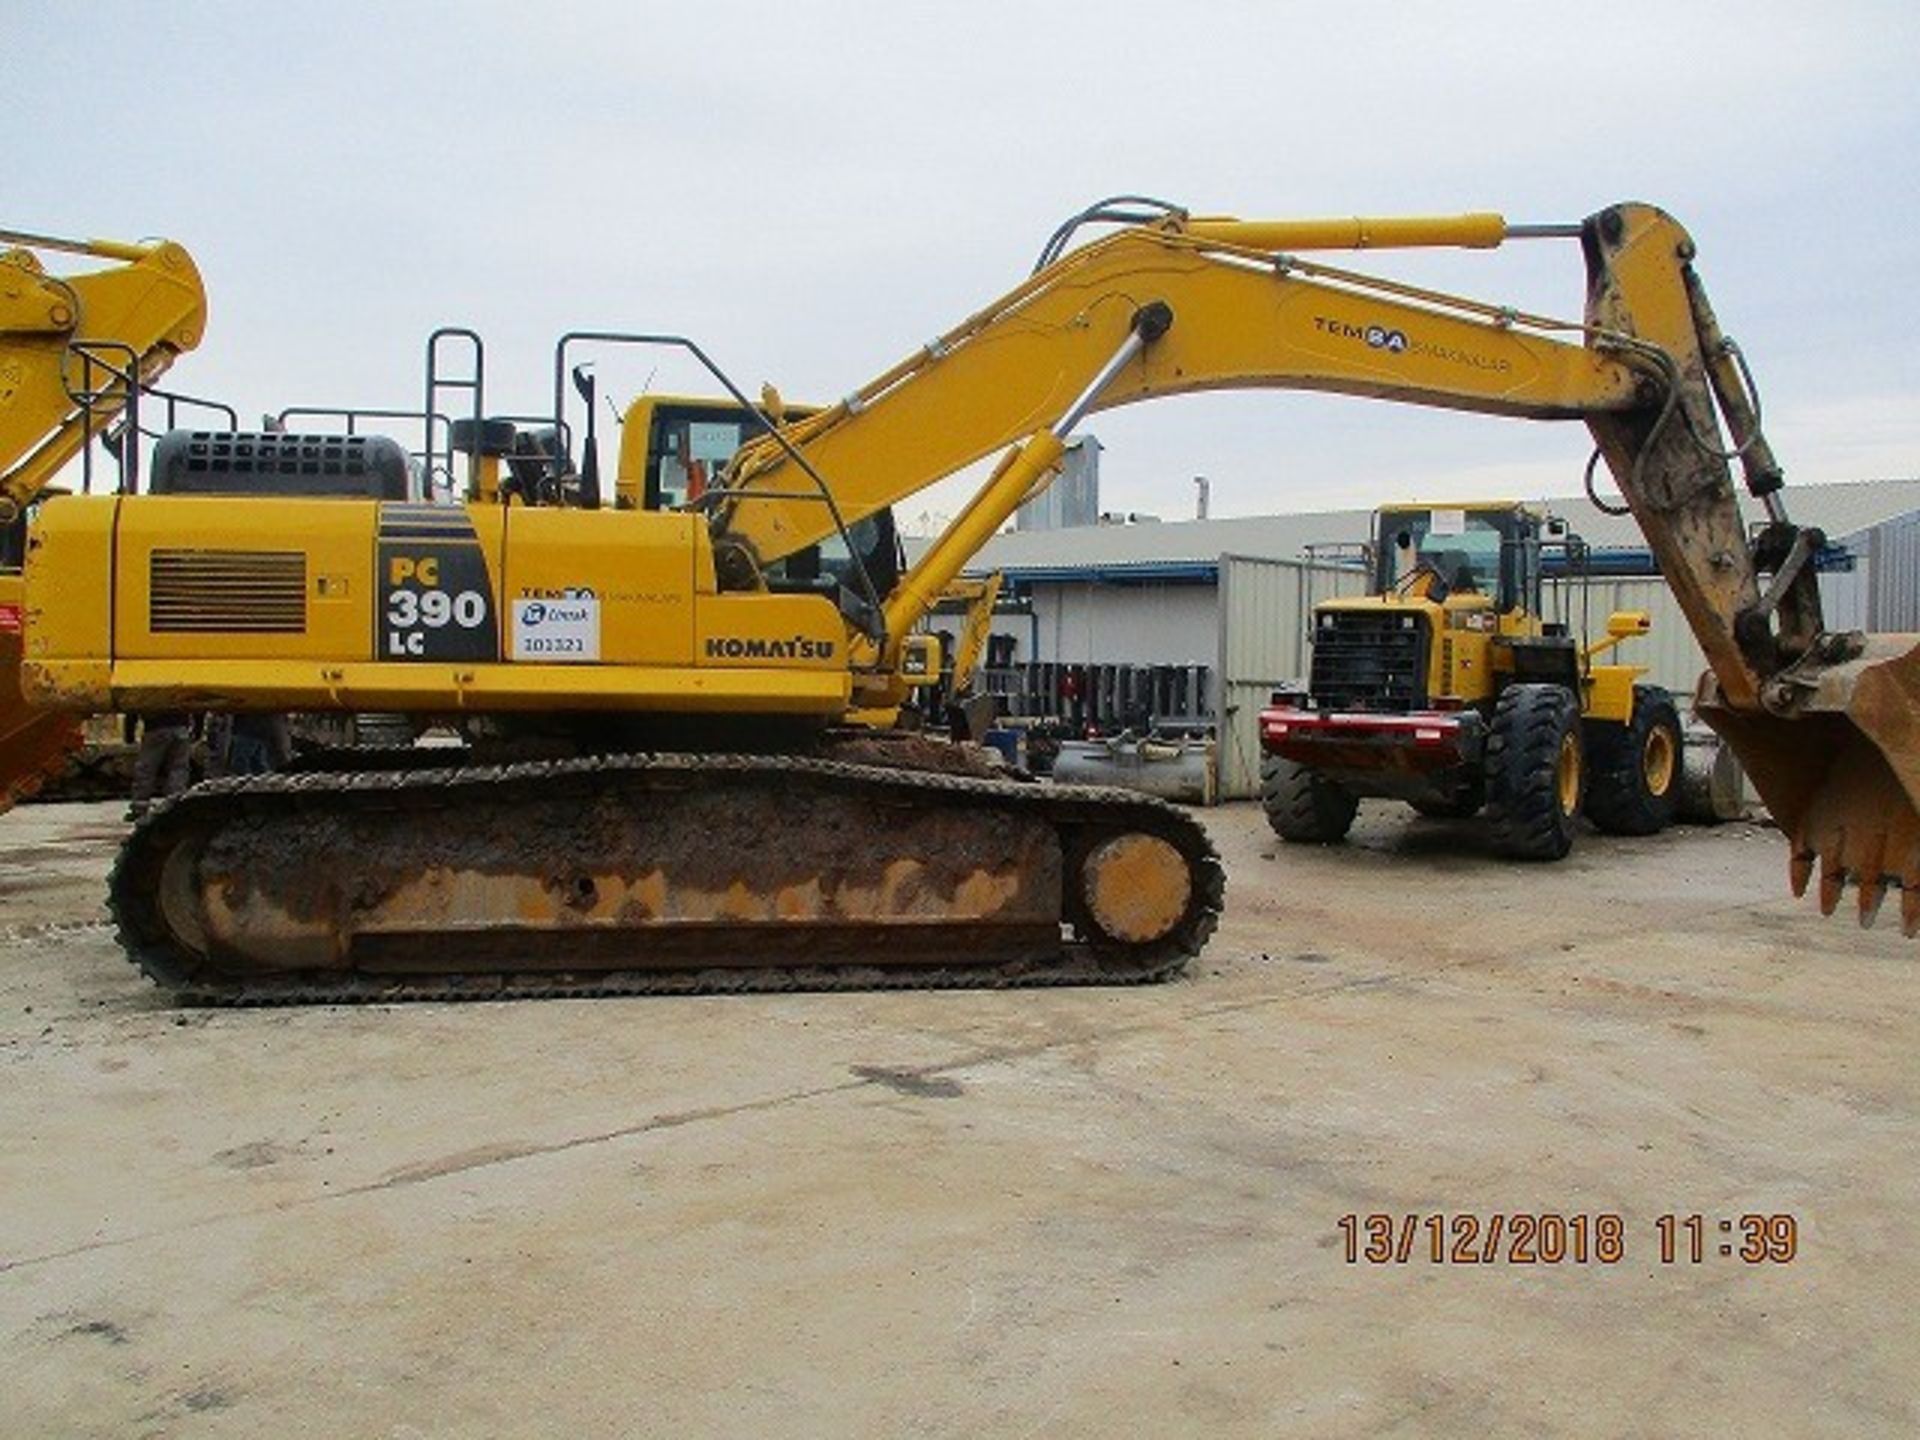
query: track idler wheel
1079 833 1193 945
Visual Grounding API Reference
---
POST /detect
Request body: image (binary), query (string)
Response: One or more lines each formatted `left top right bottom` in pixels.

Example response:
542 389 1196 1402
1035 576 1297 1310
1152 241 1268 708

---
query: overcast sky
11 1 1917 528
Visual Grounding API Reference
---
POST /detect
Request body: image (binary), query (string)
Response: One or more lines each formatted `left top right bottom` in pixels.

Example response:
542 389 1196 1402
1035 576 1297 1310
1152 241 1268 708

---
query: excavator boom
710 201 1916 935
0 231 208 811
0 231 207 516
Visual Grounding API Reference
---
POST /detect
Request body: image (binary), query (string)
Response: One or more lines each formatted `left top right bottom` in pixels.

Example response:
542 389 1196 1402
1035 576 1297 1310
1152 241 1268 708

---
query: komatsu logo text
705 635 836 661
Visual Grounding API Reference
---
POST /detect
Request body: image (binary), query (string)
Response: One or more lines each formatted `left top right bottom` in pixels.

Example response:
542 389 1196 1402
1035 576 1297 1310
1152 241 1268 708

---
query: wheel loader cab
1372 503 1542 622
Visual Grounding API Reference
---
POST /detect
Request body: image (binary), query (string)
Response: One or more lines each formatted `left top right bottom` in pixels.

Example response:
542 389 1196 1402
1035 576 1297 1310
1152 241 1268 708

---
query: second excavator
6 197 1917 1002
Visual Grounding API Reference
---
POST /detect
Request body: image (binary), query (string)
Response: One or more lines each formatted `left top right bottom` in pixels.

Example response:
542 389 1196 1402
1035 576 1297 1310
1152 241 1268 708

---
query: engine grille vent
149 549 306 633
1309 611 1428 712
172 432 377 478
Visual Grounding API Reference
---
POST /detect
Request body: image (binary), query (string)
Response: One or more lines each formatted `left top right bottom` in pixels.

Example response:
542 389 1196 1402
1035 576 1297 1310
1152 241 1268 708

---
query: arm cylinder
1181 212 1507 251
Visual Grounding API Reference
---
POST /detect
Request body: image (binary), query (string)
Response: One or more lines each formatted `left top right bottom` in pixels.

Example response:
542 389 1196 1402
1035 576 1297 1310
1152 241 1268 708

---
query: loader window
1374 508 1524 611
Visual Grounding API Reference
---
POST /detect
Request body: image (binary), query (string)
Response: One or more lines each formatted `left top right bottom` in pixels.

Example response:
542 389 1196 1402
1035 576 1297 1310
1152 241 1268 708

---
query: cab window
648 413 757 510
1375 508 1520 609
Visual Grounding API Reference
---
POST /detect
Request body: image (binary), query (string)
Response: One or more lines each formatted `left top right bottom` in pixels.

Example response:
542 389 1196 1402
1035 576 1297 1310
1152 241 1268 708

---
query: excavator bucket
0 576 82 814
1699 634 1920 937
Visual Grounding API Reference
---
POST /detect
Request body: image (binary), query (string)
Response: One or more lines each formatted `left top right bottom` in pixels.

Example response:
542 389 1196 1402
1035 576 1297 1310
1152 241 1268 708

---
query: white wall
1864 514 1920 630
997 581 1219 666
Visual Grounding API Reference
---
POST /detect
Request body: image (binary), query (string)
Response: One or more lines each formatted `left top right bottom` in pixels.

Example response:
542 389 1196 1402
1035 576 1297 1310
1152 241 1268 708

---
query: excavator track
110 753 1224 1004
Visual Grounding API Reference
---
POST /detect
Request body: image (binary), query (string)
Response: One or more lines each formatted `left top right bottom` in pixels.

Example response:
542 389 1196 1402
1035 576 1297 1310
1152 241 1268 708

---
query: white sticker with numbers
511 597 601 662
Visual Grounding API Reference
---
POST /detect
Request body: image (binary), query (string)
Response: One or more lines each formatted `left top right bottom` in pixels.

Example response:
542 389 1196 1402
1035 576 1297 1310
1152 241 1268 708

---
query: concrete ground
0 798 1913 1439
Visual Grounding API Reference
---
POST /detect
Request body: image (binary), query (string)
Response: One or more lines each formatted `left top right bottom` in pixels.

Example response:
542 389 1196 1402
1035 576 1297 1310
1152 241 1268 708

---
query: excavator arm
0 230 207 517
713 201 1917 934
0 230 207 810
939 572 1003 698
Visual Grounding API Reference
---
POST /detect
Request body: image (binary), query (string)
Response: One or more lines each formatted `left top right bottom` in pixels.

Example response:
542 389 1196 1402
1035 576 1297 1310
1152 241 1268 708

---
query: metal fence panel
1867 513 1920 631
1215 554 1370 799
1819 565 1870 633
1537 576 1709 700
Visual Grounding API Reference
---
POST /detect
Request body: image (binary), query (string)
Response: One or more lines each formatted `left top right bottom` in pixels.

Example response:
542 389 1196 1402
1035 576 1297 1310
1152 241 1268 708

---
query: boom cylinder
877 304 1172 649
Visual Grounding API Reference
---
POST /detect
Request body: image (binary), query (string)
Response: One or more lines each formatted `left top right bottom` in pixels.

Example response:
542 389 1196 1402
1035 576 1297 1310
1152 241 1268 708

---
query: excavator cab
616 392 903 617
622 398 781 512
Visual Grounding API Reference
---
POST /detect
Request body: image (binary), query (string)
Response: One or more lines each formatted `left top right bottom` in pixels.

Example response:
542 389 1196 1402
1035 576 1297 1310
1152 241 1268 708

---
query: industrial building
936 475 1920 799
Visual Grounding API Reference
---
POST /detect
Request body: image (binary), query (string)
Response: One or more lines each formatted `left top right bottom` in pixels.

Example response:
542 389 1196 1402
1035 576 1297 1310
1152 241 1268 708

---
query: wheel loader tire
1484 683 1584 861
1585 686 1682 836
1261 755 1358 843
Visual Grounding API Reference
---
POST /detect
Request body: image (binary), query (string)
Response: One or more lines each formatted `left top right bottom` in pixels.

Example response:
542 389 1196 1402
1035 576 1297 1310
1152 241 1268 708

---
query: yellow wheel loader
1258 502 1686 860
4 199 1916 1004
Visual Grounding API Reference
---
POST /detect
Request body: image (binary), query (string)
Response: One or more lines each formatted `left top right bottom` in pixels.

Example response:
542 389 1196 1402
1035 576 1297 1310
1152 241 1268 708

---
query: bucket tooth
1851 831 1890 928
1817 845 1845 918
1856 878 1887 929
1788 847 1815 899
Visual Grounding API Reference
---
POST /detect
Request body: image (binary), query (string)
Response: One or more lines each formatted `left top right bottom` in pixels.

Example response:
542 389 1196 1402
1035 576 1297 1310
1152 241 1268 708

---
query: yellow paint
503 507 697 666
111 496 375 661
33 656 852 715
2 235 208 517
1581 664 1640 724
952 868 1023 918
717 222 1640 569
1181 213 1508 252
1082 834 1189 942
21 494 113 667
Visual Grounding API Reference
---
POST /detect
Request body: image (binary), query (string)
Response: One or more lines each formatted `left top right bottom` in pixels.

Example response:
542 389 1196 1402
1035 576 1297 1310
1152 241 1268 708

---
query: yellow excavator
1 230 208 809
4 199 1915 1003
922 571 1004 739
